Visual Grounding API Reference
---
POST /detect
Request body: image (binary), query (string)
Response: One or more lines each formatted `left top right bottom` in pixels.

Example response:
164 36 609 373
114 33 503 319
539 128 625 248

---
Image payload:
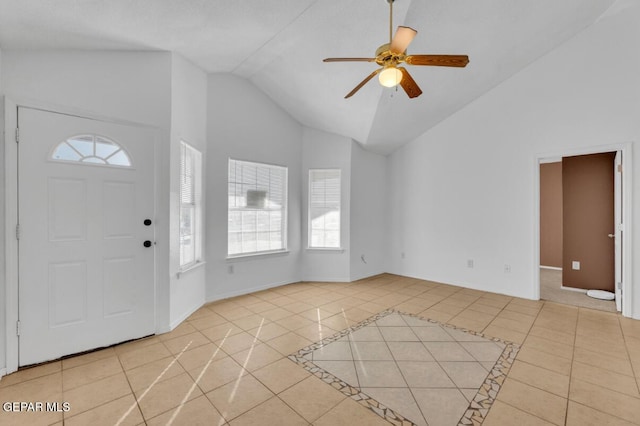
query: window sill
226 250 290 262
177 261 206 278
306 247 345 253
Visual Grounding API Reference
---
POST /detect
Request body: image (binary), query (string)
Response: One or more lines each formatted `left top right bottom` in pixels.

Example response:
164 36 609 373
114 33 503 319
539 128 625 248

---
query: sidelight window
180 142 203 268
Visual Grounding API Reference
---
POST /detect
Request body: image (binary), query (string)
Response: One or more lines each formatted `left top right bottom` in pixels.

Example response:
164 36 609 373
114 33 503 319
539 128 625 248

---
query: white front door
18 107 156 366
614 151 622 312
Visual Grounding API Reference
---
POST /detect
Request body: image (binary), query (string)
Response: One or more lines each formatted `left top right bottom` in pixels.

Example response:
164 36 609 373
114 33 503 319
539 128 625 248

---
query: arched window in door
51 134 132 167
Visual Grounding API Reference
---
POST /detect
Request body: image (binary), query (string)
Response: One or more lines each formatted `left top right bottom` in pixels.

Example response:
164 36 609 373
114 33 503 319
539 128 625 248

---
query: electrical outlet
572 261 580 271
228 265 234 274
504 264 511 273
467 259 474 268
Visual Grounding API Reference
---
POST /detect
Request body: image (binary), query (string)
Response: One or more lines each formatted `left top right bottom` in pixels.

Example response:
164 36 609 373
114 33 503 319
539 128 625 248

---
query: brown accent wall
562 152 615 291
540 162 563 268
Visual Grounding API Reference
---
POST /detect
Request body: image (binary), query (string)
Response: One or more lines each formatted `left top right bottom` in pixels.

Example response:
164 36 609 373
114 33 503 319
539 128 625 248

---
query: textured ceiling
0 0 617 154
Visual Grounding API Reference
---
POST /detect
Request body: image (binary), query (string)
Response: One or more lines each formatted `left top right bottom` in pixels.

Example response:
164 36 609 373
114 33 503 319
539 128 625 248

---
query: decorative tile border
288 309 520 426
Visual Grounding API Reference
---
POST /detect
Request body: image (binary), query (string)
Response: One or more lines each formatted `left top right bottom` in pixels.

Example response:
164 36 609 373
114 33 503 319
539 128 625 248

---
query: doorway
17 107 157 366
538 151 622 313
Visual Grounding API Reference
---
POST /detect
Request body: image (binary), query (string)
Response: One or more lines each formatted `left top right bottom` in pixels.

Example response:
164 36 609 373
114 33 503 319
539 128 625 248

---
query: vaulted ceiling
0 0 617 153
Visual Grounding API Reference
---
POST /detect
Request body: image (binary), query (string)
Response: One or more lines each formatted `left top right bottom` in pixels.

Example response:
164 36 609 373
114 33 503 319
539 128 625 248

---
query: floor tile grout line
377 315 436 426
58 358 64 424
496 398 564 426
374 319 423 422
61 345 148 424
0 364 62 390
288 309 420 425
61 366 125 394
574 313 640 400
59 348 151 422
505 372 570 401
496 294 560 408
274 379 344 425
410 298 524 422
567 396 640 425
121 339 199 424
616 313 640 396
165 334 237 424
563 303 580 426
347 324 362 389
565 363 640 401
181 329 244 424
511 357 572 380
399 312 498 425
292 308 518 426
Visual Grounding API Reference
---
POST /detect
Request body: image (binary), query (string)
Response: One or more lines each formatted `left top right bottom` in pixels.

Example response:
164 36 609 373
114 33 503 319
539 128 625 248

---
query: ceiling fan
323 0 469 99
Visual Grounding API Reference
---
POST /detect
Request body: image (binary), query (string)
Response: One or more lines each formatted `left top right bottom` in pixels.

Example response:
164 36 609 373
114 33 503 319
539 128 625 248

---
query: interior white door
18 107 156 366
614 151 622 312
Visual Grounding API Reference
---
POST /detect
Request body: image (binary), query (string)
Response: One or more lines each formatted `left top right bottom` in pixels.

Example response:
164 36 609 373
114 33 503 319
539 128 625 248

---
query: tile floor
0 273 639 425
540 268 617 312
292 311 514 425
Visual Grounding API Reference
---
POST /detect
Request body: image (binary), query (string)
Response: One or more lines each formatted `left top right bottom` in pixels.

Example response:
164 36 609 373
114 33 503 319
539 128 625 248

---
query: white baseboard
207 279 297 303
560 285 588 293
350 270 386 282
302 277 351 283
0 368 7 379
169 302 204 331
540 265 563 271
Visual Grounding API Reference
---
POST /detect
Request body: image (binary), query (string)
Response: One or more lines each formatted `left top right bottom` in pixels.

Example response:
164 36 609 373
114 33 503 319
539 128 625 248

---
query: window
228 159 288 256
180 142 203 268
309 169 341 248
51 134 132 167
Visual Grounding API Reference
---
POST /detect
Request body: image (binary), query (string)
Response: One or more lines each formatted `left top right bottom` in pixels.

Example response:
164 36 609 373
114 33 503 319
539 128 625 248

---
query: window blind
228 159 288 256
180 142 202 267
309 169 341 248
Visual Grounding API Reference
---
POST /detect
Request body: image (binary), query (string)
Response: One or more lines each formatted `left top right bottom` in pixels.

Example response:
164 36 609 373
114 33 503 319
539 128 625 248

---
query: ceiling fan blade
345 69 382 98
390 26 417 54
323 57 377 62
405 54 469 67
398 67 422 98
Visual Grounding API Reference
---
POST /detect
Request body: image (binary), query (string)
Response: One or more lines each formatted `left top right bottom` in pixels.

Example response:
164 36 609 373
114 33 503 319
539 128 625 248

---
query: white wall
350 142 388 281
0 51 174 374
301 127 351 282
387 3 640 318
168 54 208 328
0 48 6 373
1 51 171 129
205 74 303 301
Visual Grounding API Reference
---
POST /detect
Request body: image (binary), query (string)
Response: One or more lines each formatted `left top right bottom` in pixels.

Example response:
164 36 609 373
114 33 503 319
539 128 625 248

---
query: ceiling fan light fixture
378 66 402 87
323 0 468 98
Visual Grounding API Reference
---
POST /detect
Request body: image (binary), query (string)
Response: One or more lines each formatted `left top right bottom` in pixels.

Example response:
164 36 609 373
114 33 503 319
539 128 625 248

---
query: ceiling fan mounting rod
388 0 394 44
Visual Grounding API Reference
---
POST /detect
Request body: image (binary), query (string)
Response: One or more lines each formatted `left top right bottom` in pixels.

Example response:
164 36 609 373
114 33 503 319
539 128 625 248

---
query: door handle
143 240 153 248
608 234 615 238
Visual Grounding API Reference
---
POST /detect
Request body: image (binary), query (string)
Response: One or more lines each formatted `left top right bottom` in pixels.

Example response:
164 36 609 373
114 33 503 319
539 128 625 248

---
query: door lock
144 219 152 226
143 240 153 248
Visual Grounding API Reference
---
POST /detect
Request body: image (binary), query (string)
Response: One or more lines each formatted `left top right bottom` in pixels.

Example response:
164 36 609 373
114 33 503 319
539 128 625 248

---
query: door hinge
15 224 21 240
15 127 19 143
16 321 21 336
617 164 622 173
